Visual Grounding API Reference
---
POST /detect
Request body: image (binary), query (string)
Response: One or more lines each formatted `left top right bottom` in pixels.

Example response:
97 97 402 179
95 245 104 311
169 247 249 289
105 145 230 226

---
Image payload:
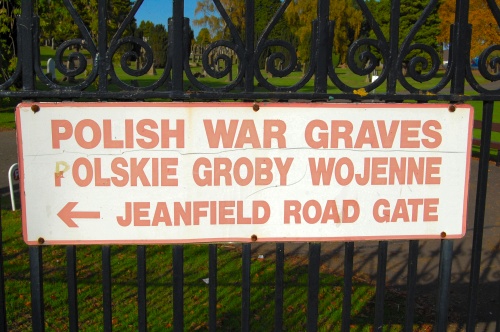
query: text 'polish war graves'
16 103 473 245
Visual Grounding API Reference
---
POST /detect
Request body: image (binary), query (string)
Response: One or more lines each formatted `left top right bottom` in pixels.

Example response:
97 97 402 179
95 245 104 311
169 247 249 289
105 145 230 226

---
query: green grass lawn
1 206 435 331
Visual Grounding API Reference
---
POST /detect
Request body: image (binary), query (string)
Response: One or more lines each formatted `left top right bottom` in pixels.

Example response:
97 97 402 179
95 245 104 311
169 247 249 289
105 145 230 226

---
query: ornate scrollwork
34 0 98 90
333 38 389 93
201 41 238 79
106 0 170 90
478 45 500 82
55 39 92 78
397 43 446 93
464 0 500 94
252 0 314 92
40 37 98 90
116 37 153 77
328 0 390 93
185 40 245 91
3 0 500 100
254 39 307 92
184 0 246 91
395 0 452 94
401 44 440 83
263 41 297 78
347 40 383 77
466 44 500 94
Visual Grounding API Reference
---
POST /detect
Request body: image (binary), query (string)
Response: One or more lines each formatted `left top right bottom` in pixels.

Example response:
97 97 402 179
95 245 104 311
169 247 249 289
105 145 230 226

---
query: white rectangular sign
17 102 473 245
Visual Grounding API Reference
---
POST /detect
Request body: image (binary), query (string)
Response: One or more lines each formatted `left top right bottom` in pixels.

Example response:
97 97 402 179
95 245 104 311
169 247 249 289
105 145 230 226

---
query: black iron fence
0 0 499 331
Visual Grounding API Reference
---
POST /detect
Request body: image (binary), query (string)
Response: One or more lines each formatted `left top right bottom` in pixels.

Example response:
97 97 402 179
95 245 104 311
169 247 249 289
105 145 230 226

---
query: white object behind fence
9 163 19 211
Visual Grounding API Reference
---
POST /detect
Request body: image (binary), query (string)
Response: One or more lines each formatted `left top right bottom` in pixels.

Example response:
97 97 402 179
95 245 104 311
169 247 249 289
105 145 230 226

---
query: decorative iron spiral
398 44 440 83
201 41 239 80
254 40 302 91
108 36 154 77
55 39 91 78
478 45 500 82
328 37 389 93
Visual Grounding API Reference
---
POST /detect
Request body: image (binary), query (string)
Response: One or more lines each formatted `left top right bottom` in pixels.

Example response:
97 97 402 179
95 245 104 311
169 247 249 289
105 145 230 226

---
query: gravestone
46 58 56 81
148 63 157 76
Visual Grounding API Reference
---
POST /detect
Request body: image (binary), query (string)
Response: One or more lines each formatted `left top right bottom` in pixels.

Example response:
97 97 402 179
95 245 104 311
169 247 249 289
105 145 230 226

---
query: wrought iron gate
0 0 499 330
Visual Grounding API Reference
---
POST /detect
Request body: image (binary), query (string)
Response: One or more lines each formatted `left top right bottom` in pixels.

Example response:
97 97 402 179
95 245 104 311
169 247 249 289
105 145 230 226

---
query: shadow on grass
0 209 436 331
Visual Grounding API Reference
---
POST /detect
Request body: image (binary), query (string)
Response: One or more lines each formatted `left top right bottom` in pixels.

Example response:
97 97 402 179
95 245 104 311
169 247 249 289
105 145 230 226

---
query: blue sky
134 0 202 36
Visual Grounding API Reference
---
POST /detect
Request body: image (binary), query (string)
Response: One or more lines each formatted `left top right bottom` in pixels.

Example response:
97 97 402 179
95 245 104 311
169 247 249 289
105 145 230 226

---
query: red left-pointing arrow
58 202 101 228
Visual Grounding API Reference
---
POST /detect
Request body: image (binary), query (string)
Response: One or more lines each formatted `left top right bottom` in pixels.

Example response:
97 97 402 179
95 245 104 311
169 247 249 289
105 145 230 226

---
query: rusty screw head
252 103 260 112
440 232 447 238
31 104 40 113
448 105 456 112
251 234 258 242
38 237 45 244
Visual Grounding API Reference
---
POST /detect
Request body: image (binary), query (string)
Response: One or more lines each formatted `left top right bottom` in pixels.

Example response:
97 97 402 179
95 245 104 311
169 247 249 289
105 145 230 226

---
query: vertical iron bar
66 246 78 332
173 245 184 332
208 244 217 332
436 239 453 330
102 246 112 332
404 240 419 332
98 0 108 92
386 0 401 94
450 0 470 95
0 207 7 332
466 101 494 331
497 288 500 332
241 244 251 332
314 0 329 93
274 243 284 331
244 0 255 93
20 0 35 90
30 246 44 332
307 243 321 332
172 0 184 94
341 242 354 332
137 246 147 332
374 241 388 331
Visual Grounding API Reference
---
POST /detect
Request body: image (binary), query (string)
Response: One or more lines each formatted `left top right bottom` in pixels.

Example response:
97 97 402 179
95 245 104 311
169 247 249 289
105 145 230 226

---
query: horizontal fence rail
0 0 499 331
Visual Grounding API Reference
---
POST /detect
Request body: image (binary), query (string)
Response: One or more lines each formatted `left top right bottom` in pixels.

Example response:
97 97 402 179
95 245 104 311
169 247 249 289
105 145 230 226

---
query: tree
0 0 20 81
366 0 441 70
137 21 169 68
285 0 363 65
37 0 135 45
437 0 500 58
330 0 363 64
194 0 293 42
193 0 245 40
284 0 315 64
196 28 212 44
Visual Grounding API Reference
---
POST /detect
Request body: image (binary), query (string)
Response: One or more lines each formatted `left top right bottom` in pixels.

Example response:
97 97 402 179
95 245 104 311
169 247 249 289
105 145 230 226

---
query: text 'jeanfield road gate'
16 102 473 245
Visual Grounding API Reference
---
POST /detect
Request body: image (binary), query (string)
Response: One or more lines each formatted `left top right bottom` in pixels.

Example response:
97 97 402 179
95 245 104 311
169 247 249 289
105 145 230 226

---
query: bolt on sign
16 102 473 245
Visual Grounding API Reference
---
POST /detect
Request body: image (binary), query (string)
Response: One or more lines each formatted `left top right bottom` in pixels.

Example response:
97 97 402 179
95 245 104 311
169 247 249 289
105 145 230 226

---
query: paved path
0 131 19 199
1 129 498 330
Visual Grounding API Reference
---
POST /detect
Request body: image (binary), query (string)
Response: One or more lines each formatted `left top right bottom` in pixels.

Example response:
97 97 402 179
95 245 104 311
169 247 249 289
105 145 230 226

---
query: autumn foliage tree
285 0 363 65
193 0 246 40
193 0 363 66
438 0 500 58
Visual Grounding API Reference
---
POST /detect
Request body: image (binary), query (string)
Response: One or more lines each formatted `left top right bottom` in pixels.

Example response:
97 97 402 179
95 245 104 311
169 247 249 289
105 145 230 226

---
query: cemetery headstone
46 58 56 81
